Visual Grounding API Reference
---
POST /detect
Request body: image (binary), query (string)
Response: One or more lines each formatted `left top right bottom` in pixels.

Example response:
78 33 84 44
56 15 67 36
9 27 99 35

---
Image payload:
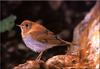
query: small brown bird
18 20 72 60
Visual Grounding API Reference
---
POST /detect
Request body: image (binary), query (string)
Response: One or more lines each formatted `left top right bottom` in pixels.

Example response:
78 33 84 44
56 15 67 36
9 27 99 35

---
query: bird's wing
30 29 64 45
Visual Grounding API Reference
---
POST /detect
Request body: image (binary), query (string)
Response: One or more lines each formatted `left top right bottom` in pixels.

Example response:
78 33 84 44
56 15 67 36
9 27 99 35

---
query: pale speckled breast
22 34 53 53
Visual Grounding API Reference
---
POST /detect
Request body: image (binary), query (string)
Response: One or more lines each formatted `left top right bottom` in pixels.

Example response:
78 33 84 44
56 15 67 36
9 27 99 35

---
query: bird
18 20 73 60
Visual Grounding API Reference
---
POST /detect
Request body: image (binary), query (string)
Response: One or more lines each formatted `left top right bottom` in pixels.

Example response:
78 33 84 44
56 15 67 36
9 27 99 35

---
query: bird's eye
25 24 31 29
25 24 28 27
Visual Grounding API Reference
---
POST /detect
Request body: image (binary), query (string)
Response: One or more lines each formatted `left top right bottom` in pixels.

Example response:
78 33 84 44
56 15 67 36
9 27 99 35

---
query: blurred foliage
0 15 16 32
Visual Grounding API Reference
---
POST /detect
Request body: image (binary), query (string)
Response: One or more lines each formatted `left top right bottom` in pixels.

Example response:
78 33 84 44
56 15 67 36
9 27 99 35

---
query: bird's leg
36 51 43 61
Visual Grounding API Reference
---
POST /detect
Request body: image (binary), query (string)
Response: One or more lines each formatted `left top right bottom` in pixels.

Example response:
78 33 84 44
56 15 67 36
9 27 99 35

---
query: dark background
0 1 95 69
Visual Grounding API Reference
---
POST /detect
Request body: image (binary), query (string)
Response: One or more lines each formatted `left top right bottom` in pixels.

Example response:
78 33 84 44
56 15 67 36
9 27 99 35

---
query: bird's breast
22 35 48 53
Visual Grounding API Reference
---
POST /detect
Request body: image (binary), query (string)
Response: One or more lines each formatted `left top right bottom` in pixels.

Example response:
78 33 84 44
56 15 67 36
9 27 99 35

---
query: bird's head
18 20 46 36
18 20 33 34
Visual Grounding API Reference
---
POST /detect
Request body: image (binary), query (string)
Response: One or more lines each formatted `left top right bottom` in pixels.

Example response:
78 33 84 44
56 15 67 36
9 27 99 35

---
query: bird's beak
16 24 21 27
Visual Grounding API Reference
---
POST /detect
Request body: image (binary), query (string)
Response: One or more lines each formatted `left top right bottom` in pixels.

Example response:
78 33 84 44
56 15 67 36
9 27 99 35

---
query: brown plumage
18 20 71 60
